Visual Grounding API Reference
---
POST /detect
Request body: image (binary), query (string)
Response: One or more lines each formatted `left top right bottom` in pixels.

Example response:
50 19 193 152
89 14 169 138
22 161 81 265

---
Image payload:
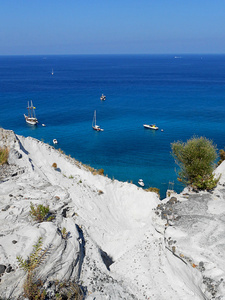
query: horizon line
0 53 225 57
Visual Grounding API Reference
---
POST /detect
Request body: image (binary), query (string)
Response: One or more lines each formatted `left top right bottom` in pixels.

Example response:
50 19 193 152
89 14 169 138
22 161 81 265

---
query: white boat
53 139 58 144
51 68 54 75
24 101 38 125
138 179 145 187
100 94 106 101
143 124 159 130
92 110 104 131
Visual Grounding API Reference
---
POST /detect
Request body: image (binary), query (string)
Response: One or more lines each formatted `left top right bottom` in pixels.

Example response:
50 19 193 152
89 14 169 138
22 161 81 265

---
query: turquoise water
1 54 225 198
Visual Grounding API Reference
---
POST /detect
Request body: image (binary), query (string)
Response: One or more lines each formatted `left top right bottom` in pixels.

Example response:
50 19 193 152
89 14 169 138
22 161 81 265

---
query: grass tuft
0 147 9 165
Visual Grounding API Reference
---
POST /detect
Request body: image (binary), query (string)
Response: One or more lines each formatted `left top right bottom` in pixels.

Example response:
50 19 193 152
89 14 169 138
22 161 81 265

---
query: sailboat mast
30 100 34 118
31 100 36 119
92 110 96 127
27 101 30 118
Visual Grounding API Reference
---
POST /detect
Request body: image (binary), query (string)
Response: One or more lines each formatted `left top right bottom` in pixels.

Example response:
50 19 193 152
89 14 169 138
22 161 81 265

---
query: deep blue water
1 54 225 198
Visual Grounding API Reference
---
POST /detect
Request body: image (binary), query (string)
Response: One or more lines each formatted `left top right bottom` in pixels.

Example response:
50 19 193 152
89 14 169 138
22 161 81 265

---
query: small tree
171 136 218 190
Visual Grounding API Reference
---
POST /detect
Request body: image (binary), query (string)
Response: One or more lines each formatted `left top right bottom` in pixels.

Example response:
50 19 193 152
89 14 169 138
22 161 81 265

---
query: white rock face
0 127 225 299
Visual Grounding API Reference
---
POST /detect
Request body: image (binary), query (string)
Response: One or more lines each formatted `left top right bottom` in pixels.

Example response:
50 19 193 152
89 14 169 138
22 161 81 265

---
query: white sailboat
92 110 104 131
24 101 38 125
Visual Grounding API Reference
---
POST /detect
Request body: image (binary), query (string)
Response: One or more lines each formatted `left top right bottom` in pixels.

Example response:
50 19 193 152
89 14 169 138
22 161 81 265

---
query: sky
0 0 225 55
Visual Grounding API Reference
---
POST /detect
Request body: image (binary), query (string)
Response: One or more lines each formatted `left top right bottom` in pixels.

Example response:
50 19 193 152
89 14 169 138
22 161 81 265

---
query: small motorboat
138 179 145 187
42 124 46 127
100 94 106 101
143 124 159 130
53 139 58 144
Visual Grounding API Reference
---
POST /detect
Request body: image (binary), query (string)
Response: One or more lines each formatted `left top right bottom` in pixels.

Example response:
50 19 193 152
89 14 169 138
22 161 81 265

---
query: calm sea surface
1 54 225 198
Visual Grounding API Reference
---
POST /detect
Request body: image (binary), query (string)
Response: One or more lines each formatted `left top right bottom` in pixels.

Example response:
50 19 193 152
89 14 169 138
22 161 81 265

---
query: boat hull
92 126 103 131
24 114 38 125
138 179 145 187
100 94 106 101
143 124 158 130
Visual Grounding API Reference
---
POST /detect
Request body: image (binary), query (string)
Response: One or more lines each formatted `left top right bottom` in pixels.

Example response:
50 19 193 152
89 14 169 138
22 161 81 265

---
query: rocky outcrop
0 128 225 299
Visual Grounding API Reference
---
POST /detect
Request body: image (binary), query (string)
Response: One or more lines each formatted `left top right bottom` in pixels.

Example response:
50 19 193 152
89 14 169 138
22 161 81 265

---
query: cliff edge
0 128 225 299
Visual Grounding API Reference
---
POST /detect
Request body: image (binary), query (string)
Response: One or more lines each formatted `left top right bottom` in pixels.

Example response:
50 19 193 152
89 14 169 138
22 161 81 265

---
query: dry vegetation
17 238 83 299
145 187 160 196
0 147 9 165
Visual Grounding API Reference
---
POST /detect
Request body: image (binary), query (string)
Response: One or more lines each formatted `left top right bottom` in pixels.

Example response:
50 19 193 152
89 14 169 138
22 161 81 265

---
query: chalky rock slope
0 128 225 299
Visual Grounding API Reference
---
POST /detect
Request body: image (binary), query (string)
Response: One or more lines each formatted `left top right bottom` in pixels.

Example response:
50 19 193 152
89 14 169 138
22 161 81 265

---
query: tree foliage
171 136 218 190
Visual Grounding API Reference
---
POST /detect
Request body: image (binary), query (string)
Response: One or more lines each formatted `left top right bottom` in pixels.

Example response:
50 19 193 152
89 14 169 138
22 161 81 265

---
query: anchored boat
143 124 159 130
138 179 145 187
92 110 104 131
100 94 106 101
24 101 38 125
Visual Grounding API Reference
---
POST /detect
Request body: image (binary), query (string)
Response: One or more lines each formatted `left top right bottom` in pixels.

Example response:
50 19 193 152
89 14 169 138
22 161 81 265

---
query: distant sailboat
51 68 54 75
24 101 38 125
92 110 104 131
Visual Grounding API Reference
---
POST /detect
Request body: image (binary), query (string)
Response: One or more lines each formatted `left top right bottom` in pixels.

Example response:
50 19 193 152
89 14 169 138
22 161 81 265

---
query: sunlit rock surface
0 127 225 299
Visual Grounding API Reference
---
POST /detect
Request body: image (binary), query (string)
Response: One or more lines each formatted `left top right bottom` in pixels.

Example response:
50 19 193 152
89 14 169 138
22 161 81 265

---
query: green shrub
17 237 47 300
191 174 220 191
61 227 68 239
0 147 9 165
218 149 225 165
29 202 54 222
17 238 83 300
17 237 47 272
23 273 46 300
171 136 218 190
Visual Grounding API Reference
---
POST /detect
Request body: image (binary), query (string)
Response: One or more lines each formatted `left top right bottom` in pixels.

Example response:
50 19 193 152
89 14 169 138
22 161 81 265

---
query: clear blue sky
1 0 224 55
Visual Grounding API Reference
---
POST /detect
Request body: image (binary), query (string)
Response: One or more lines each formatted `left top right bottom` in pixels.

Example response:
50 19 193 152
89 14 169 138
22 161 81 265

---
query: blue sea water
1 54 225 198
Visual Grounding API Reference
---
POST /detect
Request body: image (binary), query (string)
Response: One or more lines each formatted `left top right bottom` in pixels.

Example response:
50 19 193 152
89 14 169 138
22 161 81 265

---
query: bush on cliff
171 136 218 191
17 238 83 299
145 187 160 197
218 148 225 165
0 147 9 165
29 203 55 222
17 237 47 299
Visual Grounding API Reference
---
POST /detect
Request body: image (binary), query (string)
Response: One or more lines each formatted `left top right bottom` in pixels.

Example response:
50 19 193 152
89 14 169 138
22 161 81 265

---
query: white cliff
0 128 225 299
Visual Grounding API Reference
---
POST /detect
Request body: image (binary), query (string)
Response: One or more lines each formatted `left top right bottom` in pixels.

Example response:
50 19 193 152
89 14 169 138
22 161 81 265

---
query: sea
1 54 225 198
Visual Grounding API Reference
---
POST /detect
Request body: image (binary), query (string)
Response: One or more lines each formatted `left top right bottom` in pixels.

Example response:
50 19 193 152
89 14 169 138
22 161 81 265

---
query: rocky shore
0 127 225 299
